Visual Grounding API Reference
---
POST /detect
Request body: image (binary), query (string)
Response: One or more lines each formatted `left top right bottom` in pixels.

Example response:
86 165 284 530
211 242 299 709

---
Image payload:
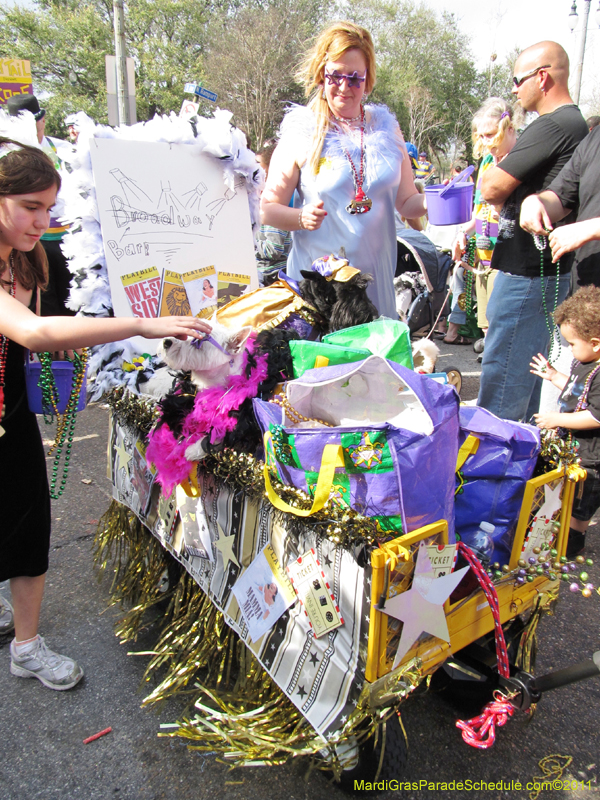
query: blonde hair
471 97 522 160
298 21 376 174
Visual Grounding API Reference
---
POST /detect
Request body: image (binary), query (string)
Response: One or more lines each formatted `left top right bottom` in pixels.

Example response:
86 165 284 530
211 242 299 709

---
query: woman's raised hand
299 200 327 231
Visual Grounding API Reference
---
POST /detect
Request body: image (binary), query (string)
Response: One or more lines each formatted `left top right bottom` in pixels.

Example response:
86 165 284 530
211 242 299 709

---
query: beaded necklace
464 237 477 318
557 360 600 446
532 233 562 360
475 204 494 252
573 361 600 412
0 258 16 437
37 349 89 498
272 394 333 427
338 106 372 215
332 112 362 123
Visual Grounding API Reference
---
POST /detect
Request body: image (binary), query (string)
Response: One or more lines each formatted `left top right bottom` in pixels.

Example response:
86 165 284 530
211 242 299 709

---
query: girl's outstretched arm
0 289 211 352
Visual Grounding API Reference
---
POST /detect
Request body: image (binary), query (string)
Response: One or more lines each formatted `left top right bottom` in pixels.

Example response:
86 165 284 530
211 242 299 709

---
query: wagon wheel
337 711 408 792
430 616 534 713
442 365 462 395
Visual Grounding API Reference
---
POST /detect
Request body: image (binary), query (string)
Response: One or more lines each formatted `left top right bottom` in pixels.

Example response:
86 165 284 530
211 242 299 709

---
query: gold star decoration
114 437 132 473
215 522 240 569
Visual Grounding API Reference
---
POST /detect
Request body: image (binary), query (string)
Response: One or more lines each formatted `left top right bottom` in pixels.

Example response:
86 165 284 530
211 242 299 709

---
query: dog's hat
6 94 45 121
303 254 361 283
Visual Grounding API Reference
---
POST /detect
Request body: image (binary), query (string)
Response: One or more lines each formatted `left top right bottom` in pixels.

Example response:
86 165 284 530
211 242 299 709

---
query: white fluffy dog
412 338 439 374
156 319 253 389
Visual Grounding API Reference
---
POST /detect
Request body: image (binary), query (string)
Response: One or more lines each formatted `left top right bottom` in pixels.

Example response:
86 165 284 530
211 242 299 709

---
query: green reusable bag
323 319 414 369
288 340 371 379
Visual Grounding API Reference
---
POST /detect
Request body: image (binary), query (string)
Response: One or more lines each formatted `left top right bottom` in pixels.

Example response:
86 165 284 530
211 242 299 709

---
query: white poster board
90 138 258 325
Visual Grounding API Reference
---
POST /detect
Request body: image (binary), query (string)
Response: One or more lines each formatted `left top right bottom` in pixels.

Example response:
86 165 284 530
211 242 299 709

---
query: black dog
299 270 378 336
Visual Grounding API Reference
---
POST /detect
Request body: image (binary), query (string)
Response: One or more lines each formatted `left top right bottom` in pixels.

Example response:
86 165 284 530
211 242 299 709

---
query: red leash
454 543 515 749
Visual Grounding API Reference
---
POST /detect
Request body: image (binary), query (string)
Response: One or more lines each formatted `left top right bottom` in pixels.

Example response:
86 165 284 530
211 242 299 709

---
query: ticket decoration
426 543 458 579
287 549 344 638
121 266 161 318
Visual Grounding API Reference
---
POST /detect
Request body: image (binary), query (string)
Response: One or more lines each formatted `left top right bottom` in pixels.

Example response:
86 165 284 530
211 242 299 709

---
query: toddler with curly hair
530 285 600 556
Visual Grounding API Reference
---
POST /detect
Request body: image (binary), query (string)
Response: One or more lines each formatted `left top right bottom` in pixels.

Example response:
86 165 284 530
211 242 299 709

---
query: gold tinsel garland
514 589 559 674
140 571 242 707
106 386 159 438
94 500 424 776
106 387 383 551
94 500 175 642
538 428 581 472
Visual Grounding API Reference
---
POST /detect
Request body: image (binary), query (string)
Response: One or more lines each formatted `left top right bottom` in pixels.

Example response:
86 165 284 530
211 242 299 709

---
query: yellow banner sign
0 59 33 104
0 59 31 82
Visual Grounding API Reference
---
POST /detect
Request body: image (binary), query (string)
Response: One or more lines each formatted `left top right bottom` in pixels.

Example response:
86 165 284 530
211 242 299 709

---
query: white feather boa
278 103 404 192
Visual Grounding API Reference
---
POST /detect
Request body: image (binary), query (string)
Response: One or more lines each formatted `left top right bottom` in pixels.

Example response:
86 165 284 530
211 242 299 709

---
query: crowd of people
1 21 600 694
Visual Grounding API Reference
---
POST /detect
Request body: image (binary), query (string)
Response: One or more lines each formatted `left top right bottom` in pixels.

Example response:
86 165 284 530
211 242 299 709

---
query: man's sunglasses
513 64 551 88
324 70 367 89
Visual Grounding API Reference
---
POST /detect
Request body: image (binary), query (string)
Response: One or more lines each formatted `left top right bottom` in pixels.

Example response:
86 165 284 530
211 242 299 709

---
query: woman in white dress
261 21 426 319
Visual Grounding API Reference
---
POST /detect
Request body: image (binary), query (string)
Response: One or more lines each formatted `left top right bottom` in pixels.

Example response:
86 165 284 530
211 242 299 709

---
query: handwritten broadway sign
0 59 33 105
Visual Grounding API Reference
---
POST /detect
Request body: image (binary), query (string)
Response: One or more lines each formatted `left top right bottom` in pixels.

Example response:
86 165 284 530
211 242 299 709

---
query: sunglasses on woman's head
324 70 367 88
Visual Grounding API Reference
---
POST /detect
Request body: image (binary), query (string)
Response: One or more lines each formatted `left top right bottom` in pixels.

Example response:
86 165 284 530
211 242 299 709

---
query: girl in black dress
0 138 211 690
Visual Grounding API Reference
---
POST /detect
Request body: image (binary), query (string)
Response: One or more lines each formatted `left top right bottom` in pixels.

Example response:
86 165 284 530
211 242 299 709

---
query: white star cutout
538 480 563 521
382 542 469 669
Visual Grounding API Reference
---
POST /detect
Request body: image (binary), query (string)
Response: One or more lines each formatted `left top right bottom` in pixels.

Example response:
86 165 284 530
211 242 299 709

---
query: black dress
0 289 51 581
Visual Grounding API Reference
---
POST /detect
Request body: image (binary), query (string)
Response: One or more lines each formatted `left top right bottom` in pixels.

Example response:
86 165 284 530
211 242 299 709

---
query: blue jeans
478 271 570 422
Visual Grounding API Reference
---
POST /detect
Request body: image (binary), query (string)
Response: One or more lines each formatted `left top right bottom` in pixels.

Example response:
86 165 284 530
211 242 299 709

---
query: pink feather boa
146 334 269 495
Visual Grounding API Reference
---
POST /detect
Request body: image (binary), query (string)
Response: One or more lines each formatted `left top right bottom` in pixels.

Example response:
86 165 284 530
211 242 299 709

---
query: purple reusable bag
455 406 541 565
254 356 460 539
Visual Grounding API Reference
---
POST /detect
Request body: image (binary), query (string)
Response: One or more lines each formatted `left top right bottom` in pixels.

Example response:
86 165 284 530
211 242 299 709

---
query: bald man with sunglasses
477 41 588 422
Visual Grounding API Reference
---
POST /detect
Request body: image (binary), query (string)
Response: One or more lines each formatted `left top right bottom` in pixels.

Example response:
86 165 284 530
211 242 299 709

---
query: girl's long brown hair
0 136 61 291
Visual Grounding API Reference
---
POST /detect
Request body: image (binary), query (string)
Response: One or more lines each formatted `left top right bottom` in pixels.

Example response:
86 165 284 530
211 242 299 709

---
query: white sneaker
10 635 84 690
0 595 14 635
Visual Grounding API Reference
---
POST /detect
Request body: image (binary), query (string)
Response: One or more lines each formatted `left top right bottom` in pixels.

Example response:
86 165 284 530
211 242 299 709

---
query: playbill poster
90 139 258 329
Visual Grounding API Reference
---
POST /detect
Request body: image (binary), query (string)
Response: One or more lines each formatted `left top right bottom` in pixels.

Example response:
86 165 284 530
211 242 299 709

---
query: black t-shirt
491 105 588 278
548 126 600 286
558 358 600 467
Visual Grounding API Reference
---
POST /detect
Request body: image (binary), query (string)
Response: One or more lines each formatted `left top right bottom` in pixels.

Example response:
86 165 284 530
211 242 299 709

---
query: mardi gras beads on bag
38 350 88 498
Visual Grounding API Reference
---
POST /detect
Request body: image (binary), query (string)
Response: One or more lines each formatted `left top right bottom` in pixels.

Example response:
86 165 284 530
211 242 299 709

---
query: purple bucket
25 355 87 415
425 182 474 225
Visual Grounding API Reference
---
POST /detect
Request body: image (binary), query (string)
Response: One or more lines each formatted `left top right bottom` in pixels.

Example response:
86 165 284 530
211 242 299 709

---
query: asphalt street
1 341 598 800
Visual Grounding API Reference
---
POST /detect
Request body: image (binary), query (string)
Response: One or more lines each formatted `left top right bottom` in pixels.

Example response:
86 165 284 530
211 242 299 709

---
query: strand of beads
38 350 89 499
515 543 561 585
271 395 334 427
532 233 562 360
464 236 477 319
513 544 595 597
38 351 61 424
563 554 596 597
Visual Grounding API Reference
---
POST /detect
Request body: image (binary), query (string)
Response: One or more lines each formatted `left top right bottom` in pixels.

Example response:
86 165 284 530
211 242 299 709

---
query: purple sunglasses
324 69 367 89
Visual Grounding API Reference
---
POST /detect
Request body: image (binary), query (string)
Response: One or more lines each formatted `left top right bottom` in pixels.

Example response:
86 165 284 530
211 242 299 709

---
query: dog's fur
299 271 378 336
157 320 253 389
147 328 299 488
412 338 439 374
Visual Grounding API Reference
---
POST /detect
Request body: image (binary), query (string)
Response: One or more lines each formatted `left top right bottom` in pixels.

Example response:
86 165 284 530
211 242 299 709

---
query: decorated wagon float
21 109 600 788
